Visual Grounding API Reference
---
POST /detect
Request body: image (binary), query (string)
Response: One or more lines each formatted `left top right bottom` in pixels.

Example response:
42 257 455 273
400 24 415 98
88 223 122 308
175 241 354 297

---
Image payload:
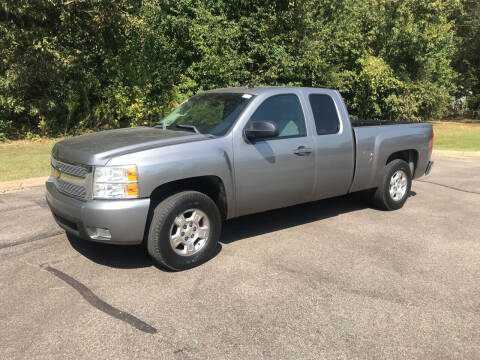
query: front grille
55 178 87 198
51 157 89 199
51 157 88 178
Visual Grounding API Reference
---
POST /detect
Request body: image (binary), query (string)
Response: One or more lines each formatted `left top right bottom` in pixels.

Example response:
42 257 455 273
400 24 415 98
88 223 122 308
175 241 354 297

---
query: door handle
293 146 313 156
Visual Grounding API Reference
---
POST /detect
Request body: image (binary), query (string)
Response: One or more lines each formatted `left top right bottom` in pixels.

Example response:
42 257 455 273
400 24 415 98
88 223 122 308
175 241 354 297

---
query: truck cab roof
206 86 337 96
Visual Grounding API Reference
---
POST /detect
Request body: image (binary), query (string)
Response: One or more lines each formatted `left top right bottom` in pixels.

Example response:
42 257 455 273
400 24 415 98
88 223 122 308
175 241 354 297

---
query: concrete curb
433 150 480 158
0 177 47 194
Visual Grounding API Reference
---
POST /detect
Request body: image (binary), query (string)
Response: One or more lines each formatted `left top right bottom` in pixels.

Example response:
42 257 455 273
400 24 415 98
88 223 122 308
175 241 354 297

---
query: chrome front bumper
46 179 150 244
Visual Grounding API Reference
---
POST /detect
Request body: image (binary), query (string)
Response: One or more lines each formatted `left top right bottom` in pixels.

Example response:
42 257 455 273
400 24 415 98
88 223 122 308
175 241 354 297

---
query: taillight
429 131 434 156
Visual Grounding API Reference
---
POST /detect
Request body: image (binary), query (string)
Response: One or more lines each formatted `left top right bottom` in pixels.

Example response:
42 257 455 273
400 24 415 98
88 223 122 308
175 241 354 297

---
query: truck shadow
66 233 154 269
221 193 369 244
221 190 417 244
65 192 415 270
66 232 220 271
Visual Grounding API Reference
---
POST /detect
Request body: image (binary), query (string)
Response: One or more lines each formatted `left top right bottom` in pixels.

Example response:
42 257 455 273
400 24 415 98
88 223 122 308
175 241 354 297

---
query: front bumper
46 179 150 244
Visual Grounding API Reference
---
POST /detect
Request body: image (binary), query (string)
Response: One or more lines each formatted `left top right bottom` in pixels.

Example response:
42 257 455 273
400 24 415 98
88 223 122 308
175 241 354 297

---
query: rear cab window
309 94 340 135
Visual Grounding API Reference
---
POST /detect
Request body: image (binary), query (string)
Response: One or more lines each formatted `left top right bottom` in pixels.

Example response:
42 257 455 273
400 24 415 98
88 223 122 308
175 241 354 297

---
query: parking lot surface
1 156 479 360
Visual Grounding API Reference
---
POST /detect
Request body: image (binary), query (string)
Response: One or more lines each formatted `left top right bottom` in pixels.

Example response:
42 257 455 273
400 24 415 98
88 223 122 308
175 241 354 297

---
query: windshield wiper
154 121 166 130
174 124 201 134
155 122 201 134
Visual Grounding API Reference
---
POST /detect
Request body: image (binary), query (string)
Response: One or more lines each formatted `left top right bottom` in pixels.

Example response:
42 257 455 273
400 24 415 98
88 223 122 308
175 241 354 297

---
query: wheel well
149 176 228 220
386 150 418 176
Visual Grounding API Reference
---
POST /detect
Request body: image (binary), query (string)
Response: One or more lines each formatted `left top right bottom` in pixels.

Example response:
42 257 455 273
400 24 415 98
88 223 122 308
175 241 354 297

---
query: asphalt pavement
0 156 479 360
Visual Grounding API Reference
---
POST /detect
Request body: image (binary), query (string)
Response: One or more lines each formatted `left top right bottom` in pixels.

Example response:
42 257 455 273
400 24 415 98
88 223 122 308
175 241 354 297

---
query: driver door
233 93 315 216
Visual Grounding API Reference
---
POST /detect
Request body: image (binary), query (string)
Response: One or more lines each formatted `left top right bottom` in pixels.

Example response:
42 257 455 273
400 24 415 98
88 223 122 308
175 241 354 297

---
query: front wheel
373 159 412 211
147 191 222 270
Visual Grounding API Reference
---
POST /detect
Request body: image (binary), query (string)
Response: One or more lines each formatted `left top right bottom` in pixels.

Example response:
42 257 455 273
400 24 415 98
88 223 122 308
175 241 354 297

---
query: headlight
93 165 139 199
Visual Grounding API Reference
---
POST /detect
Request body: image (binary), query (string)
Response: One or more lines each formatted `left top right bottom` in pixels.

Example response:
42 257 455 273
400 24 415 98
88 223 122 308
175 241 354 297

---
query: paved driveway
1 156 479 359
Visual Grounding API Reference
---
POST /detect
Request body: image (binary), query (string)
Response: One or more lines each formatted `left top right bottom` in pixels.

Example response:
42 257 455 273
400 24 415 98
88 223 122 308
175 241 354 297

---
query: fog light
87 227 112 240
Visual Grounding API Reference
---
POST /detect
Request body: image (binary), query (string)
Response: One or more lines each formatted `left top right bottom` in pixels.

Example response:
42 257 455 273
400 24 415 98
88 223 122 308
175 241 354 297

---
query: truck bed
349 122 433 193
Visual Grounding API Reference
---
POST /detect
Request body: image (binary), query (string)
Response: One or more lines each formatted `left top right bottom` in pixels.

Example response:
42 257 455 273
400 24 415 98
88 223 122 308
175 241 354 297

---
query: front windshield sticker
242 94 253 99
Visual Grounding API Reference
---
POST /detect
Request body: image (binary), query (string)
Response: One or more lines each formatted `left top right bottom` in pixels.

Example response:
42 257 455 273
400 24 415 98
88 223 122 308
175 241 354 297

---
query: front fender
108 136 236 218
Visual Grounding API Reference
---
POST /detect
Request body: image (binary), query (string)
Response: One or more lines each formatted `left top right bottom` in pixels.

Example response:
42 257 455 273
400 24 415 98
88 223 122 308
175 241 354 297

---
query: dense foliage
0 0 477 140
454 0 480 117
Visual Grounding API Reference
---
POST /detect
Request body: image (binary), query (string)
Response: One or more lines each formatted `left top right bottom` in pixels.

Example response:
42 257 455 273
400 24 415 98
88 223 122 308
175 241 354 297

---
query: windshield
158 92 254 136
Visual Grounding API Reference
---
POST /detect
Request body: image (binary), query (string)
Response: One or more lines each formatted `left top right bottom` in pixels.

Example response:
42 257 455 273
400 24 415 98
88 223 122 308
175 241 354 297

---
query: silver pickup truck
46 86 434 270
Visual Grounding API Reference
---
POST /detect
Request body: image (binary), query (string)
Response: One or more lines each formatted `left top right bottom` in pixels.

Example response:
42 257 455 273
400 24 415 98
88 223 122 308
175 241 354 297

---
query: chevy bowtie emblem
54 168 61 179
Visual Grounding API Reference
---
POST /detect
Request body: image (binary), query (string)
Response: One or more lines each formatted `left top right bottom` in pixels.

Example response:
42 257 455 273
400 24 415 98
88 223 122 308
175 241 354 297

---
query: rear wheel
373 159 412 211
147 191 221 270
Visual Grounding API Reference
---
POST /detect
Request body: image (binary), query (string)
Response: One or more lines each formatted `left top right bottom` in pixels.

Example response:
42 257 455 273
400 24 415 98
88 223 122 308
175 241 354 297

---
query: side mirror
244 121 278 141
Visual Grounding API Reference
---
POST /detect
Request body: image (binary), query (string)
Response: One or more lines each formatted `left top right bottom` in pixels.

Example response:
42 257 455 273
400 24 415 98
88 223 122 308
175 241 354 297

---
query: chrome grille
55 178 87 198
51 157 89 199
51 157 88 178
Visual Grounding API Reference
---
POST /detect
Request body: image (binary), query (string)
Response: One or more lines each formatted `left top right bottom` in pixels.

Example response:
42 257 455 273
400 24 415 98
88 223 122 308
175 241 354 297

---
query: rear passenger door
233 92 315 216
305 90 355 199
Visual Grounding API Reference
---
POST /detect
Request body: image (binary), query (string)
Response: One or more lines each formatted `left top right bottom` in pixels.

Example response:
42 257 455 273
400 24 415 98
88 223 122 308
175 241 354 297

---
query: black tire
147 191 221 271
373 159 412 211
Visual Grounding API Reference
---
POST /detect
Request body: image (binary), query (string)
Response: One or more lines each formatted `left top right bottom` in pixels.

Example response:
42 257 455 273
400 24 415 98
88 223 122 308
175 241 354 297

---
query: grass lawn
431 120 480 151
0 140 56 182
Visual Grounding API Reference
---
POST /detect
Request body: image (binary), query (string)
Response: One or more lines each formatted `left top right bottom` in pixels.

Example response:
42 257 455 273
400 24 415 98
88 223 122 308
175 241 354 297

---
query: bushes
0 0 475 140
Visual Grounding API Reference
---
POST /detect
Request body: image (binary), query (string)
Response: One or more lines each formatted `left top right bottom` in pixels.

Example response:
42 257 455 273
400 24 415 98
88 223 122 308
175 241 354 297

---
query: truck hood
52 127 209 166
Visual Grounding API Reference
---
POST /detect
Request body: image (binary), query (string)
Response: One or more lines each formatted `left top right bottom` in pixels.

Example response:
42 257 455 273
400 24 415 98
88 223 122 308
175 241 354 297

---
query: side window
249 94 306 138
309 94 340 135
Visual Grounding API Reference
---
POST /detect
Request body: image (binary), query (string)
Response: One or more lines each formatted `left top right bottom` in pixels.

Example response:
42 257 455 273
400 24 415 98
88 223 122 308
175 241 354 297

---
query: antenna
247 83 254 89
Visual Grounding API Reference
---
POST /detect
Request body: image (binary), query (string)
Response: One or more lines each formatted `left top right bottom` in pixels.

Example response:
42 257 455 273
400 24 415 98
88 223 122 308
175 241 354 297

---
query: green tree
0 0 466 140
454 0 480 116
